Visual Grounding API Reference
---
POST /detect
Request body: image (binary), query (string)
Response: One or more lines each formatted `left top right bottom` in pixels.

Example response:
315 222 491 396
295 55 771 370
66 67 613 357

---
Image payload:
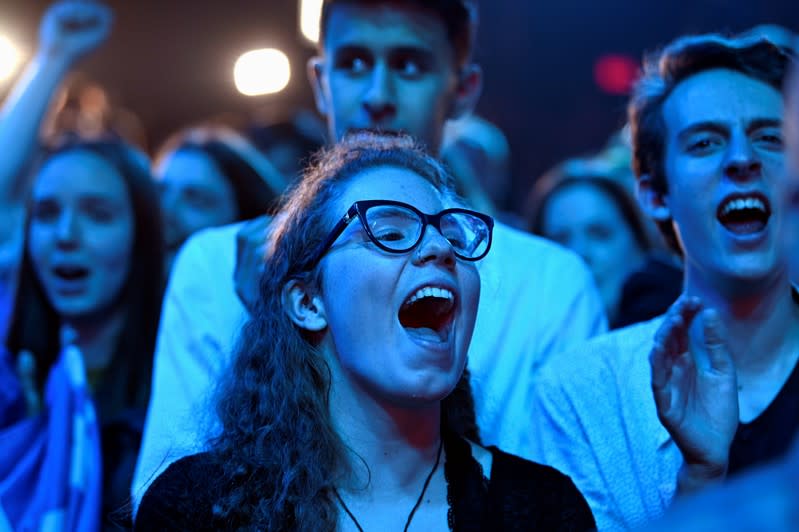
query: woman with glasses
135 133 595 531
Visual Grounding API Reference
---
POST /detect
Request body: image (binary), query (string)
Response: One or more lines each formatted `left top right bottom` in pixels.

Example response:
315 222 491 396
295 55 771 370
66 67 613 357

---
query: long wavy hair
7 138 164 418
209 132 480 530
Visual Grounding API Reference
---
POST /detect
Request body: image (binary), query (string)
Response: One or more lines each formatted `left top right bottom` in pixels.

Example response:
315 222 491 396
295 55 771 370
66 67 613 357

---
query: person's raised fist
39 1 113 65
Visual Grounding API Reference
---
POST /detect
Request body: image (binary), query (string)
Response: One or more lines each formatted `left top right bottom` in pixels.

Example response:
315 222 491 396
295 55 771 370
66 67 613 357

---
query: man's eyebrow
676 117 783 140
331 44 373 58
389 45 435 57
331 44 434 58
745 118 782 133
676 121 728 141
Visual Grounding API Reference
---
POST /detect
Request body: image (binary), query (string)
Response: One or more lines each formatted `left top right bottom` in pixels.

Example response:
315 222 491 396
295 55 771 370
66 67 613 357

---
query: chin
52 301 99 319
51 293 120 322
411 373 462 402
714 261 785 293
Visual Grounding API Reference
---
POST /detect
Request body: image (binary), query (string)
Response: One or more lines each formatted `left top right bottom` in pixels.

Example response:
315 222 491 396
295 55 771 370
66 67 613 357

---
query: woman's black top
135 432 595 531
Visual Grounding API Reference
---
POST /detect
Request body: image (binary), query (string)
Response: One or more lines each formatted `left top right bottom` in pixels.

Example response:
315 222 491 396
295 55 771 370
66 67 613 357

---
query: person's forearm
0 51 72 210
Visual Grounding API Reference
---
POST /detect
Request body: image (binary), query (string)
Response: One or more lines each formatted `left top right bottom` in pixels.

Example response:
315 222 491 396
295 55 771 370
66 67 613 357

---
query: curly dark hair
320 0 478 67
208 132 480 530
628 32 792 254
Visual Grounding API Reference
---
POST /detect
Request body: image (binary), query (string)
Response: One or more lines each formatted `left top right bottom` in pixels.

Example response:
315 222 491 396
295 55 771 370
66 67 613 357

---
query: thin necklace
334 438 444 532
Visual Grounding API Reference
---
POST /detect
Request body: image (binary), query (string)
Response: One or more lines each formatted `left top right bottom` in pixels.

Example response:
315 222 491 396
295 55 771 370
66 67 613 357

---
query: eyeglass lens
364 204 489 258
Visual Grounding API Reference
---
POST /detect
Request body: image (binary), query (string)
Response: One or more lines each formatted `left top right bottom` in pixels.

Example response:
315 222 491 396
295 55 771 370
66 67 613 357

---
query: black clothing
727 288 799 476
614 254 682 329
729 355 799 476
135 432 595 531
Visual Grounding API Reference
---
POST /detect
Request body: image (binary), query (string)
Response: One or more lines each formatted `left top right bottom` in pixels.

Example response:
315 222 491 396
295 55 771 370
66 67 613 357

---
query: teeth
721 196 766 216
405 286 454 306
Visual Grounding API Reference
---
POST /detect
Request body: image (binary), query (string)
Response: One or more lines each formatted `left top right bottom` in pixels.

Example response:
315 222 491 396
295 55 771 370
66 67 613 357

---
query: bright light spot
300 0 323 44
234 48 291 96
0 34 22 83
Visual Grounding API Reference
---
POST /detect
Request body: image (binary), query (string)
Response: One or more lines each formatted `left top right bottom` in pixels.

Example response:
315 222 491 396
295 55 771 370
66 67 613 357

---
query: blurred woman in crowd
3 138 164 528
529 173 653 327
154 125 288 271
0 2 164 529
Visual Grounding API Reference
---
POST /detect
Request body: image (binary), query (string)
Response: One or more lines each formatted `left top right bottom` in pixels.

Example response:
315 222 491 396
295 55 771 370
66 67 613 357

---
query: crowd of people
0 0 797 530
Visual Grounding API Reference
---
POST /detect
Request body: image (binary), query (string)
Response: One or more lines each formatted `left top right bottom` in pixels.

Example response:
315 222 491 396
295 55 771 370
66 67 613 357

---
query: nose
724 133 762 182
412 226 456 269
568 233 594 269
362 63 396 124
55 210 79 249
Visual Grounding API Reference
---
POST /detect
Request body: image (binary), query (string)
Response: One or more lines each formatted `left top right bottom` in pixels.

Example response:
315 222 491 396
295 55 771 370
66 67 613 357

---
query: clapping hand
39 1 113 64
650 296 739 493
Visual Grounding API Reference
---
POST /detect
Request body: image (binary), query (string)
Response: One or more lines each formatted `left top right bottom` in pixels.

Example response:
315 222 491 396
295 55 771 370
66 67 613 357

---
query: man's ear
448 64 483 121
637 174 671 222
282 279 328 332
307 56 329 118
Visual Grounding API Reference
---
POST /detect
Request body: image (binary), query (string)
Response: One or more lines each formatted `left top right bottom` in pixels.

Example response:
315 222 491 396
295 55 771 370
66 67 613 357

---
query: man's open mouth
398 286 457 343
716 193 771 236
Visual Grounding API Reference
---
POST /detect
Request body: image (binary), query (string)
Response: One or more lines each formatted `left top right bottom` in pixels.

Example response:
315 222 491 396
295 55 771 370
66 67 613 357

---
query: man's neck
684 270 799 377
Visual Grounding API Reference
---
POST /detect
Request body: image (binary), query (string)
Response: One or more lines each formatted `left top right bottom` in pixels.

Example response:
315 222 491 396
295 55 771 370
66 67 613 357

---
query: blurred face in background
156 148 238 267
541 181 646 319
28 149 134 321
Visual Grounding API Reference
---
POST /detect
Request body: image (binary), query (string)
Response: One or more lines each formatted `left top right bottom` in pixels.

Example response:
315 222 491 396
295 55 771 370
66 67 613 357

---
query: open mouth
398 286 457 343
53 265 90 281
716 193 771 236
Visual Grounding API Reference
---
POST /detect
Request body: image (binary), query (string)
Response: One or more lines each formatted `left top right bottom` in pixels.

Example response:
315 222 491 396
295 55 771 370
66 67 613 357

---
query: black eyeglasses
310 199 494 267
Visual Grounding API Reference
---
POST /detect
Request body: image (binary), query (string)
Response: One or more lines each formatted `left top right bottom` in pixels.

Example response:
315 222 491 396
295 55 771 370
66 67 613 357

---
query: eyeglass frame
308 199 494 268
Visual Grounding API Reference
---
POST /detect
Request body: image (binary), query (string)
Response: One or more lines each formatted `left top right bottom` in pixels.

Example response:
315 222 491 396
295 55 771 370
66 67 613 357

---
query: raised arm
0 0 112 230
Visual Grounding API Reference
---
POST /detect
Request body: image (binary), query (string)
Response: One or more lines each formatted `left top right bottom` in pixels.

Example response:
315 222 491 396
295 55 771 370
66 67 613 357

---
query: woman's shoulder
486 447 597 530
134 452 226 531
489 446 574 485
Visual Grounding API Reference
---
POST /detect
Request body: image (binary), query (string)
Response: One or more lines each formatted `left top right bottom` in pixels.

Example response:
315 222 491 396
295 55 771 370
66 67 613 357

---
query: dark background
2 0 798 211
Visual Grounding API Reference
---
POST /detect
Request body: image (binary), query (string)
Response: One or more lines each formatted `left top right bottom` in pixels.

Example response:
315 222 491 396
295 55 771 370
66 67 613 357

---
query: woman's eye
447 236 467 249
587 224 613 242
31 201 59 221
87 206 114 223
183 189 217 210
375 229 405 242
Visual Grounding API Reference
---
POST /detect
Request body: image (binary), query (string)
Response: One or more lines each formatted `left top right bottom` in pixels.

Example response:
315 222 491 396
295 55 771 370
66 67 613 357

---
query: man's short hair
628 33 792 252
319 0 478 67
